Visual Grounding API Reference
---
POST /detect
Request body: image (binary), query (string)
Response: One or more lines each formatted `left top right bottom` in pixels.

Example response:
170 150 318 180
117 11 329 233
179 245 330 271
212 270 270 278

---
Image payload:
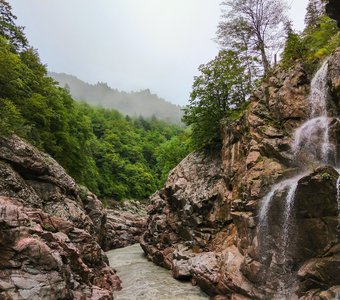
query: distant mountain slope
49 72 183 124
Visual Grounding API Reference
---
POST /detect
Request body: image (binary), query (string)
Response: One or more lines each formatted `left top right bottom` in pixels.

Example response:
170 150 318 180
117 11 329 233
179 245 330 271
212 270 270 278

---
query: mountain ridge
49 72 183 124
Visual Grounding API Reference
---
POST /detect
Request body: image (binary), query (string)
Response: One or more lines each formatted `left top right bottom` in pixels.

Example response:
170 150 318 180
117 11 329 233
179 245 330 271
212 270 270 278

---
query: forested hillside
49 72 183 124
0 1 191 201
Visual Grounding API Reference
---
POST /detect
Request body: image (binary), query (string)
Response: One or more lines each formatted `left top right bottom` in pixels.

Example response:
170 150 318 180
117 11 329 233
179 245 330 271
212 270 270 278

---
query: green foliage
281 14 339 71
0 0 28 52
183 50 251 149
0 98 25 136
49 72 184 124
281 32 306 67
304 0 325 29
156 129 193 183
304 16 339 62
320 172 331 181
0 5 190 200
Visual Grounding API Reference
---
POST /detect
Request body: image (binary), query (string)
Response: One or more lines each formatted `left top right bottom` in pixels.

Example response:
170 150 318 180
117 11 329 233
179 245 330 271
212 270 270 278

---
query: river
106 244 209 300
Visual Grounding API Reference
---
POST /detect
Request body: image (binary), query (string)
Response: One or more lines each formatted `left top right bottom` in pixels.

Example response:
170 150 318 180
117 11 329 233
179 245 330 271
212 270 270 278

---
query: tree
304 0 325 29
183 50 251 149
0 0 28 52
156 129 193 183
216 0 288 76
281 21 307 67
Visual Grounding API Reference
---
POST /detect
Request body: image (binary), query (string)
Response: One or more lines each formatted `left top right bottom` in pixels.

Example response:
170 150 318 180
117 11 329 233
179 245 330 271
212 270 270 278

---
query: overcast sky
11 0 309 106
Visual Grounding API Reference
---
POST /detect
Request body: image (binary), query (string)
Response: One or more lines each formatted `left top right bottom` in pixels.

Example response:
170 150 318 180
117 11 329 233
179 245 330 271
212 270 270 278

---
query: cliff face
141 49 340 299
326 0 340 27
0 135 121 299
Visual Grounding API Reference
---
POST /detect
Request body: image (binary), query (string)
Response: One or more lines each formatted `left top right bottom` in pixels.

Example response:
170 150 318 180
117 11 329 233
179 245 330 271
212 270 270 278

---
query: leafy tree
305 0 325 28
0 98 25 135
281 21 307 67
0 0 27 51
156 129 193 182
183 50 251 149
216 0 288 76
280 4 339 71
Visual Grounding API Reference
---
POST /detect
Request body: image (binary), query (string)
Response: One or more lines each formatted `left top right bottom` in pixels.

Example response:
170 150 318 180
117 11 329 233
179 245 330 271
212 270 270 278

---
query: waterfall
257 60 334 296
309 60 329 117
291 61 333 165
281 180 299 261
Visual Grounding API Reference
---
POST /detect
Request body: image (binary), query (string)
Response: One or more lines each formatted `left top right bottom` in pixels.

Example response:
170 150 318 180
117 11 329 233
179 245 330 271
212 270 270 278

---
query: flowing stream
107 244 208 300
257 60 336 297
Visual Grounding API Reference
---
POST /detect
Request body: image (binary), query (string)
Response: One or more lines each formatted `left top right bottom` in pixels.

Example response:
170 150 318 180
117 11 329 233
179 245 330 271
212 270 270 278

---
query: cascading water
291 61 333 165
257 60 336 298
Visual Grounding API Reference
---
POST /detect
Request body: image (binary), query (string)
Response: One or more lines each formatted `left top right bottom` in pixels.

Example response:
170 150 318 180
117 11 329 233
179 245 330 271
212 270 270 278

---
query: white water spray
292 61 332 165
282 180 299 260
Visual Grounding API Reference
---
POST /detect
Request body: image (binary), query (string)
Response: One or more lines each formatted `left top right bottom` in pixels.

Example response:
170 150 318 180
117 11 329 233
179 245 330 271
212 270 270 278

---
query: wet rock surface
103 201 147 251
0 135 121 299
141 51 340 299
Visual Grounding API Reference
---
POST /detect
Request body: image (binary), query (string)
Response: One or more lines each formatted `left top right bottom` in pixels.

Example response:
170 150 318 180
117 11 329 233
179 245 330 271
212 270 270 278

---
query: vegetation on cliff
184 0 339 150
282 0 339 71
0 0 190 200
183 50 251 149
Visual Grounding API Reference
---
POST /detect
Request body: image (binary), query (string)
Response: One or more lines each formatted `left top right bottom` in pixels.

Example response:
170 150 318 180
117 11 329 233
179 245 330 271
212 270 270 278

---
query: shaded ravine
107 244 209 300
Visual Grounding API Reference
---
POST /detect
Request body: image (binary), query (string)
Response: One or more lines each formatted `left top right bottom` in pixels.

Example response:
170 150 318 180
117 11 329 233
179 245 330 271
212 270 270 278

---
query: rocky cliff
326 0 340 27
141 49 340 299
0 135 122 299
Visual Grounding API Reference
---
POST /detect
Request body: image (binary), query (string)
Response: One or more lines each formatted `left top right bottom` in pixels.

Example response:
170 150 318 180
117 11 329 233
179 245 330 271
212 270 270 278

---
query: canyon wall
141 49 340 299
0 135 122 299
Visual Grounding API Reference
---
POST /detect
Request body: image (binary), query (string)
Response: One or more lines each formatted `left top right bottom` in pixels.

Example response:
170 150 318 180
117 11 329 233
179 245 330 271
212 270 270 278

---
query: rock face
103 201 147 251
141 50 340 299
0 135 121 299
326 0 340 27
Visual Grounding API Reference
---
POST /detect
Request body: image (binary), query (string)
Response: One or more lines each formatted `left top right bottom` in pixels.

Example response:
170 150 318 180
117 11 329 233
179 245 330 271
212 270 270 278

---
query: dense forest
49 72 183 124
0 0 191 201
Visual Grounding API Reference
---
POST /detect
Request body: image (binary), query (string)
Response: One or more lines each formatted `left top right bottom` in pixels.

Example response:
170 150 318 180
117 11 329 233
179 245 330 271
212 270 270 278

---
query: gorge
1 50 338 299
0 0 340 299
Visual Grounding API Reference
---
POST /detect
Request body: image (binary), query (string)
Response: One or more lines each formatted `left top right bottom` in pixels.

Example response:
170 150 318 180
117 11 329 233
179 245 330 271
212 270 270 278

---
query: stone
0 136 122 299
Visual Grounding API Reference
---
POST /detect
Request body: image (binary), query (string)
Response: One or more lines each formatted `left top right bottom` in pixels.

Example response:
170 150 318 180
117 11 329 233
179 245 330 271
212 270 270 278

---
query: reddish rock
0 136 122 299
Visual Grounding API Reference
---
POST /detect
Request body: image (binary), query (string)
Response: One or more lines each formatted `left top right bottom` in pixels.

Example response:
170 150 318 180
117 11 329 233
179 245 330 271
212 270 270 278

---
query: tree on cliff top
183 50 251 149
216 0 288 77
305 0 325 29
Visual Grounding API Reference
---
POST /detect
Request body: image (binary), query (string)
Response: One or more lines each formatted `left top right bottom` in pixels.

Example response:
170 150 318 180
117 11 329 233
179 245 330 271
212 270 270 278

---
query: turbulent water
107 244 208 300
258 60 335 297
292 61 333 165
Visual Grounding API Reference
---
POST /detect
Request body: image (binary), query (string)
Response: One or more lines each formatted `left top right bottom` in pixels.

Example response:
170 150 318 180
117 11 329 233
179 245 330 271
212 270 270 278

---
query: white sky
11 0 309 106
